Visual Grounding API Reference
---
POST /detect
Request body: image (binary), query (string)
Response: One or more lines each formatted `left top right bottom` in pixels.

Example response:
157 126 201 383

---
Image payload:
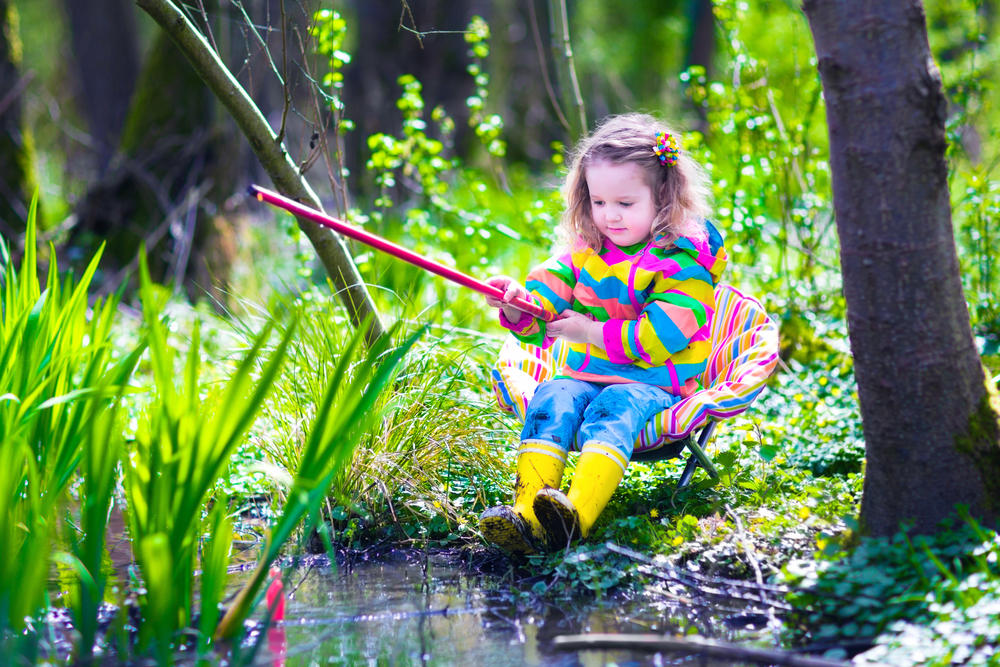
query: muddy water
237 550 774 666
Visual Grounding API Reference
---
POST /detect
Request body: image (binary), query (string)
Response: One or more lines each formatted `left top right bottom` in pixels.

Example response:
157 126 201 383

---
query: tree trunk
62 0 140 174
803 0 1000 535
0 0 36 234
71 21 239 307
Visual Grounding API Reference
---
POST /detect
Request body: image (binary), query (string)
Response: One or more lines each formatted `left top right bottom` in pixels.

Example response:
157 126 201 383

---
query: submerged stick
553 634 849 667
250 185 554 322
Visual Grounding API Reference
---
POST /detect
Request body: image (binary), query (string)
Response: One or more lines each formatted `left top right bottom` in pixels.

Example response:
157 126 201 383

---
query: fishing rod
249 184 554 322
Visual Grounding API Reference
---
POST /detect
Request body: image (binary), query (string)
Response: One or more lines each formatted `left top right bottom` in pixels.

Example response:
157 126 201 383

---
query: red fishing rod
249 185 554 322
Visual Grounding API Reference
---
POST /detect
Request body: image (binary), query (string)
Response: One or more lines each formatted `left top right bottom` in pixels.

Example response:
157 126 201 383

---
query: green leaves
125 250 296 658
781 516 1000 663
0 197 143 637
215 320 425 641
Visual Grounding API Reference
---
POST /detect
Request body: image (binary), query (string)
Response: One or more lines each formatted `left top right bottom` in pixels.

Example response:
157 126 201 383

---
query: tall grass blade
214 322 424 641
126 249 295 659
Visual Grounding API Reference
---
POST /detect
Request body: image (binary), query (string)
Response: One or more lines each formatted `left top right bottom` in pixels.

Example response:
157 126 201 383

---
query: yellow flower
649 508 659 519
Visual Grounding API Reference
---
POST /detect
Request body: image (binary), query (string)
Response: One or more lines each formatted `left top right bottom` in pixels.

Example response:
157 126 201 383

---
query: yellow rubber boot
533 444 626 549
480 442 566 554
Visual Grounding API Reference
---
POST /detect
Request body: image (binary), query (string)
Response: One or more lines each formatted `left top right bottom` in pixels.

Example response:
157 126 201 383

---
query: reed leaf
214 321 424 641
0 438 50 632
0 197 142 645
125 250 295 660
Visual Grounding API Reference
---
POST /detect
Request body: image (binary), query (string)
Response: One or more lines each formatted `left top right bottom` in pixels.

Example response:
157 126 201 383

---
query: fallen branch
553 633 849 667
606 543 795 611
134 0 385 344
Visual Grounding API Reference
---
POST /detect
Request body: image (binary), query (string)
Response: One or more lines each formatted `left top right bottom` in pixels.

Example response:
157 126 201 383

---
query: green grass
0 199 144 644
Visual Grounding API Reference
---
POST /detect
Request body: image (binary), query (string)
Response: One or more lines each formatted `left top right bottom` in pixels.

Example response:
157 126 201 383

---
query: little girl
480 113 727 554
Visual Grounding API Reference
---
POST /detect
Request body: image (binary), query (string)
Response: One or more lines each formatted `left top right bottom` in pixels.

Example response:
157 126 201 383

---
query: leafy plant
124 251 295 662
0 199 143 645
242 286 507 549
215 318 425 639
781 512 1000 663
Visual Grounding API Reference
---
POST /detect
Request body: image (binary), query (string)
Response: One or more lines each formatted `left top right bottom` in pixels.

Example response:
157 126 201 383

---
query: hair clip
653 131 680 166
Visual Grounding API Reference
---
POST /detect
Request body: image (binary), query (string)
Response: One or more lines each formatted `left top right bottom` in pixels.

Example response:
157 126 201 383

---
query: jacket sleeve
600 262 715 366
498 253 576 347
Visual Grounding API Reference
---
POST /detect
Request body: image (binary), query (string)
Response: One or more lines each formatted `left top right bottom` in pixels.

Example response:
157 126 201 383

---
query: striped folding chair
489 284 780 488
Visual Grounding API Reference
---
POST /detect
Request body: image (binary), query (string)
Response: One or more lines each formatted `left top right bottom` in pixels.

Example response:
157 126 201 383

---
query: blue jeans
521 378 680 462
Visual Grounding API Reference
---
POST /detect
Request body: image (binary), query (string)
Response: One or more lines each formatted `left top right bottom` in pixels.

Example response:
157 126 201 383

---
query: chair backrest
634 284 779 452
490 284 779 452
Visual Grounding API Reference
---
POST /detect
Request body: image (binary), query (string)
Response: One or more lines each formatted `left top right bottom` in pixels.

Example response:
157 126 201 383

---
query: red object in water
265 566 285 622
249 184 555 322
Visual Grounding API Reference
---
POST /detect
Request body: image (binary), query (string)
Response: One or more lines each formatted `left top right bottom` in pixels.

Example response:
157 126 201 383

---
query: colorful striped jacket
500 222 727 396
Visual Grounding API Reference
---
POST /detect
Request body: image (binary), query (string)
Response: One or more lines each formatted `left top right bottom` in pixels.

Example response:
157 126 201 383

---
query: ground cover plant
4 0 1000 664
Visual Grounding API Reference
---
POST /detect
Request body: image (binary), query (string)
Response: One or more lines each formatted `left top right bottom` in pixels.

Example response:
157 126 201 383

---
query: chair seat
489 284 779 457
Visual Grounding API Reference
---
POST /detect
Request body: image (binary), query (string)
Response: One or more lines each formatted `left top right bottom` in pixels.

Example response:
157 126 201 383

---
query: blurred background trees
3 1 1000 531
4 0 999 345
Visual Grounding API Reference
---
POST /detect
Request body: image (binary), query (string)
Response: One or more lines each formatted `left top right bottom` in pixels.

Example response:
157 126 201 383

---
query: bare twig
606 543 795 610
276 0 291 146
398 0 423 48
726 504 782 643
194 0 219 54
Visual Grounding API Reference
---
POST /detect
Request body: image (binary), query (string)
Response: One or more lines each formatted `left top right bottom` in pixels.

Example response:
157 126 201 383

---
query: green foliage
309 12 559 332
756 355 865 476
215 317 423 641
0 198 143 640
243 286 510 549
525 543 636 598
124 251 295 661
686 0 840 359
464 16 506 160
782 514 1000 665
312 9 351 114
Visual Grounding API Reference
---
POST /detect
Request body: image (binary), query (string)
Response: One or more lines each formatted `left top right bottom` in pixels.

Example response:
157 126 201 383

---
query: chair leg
676 454 700 489
676 421 721 490
686 422 720 480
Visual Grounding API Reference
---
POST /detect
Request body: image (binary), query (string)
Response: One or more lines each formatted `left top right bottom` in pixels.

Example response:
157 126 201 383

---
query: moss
954 366 1000 515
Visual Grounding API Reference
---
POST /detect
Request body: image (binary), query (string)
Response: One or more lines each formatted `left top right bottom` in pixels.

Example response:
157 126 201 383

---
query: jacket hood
673 220 727 285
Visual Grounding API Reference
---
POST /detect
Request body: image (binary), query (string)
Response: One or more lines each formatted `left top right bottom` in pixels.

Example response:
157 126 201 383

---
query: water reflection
236 550 765 666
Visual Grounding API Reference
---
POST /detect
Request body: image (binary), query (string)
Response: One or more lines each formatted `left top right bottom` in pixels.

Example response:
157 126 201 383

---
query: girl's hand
547 310 604 347
485 276 530 322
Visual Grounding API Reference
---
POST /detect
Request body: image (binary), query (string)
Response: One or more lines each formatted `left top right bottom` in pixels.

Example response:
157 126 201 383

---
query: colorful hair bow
653 131 680 166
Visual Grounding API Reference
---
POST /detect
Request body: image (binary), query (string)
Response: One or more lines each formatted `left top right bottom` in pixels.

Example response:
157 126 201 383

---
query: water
238 549 776 666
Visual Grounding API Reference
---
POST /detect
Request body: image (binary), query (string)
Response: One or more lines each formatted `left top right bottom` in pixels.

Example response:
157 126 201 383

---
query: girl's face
585 160 656 247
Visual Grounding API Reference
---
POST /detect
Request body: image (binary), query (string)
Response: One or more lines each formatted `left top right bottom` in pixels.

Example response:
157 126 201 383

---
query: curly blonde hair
560 113 711 250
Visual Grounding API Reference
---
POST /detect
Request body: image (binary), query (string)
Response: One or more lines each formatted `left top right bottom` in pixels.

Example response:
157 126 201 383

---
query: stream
235 548 780 666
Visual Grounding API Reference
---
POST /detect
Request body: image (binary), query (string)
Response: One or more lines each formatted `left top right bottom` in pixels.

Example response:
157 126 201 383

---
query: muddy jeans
520 378 680 462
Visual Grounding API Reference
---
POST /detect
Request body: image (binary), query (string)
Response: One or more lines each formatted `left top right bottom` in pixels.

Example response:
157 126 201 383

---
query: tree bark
135 0 385 342
803 0 1000 535
63 0 140 174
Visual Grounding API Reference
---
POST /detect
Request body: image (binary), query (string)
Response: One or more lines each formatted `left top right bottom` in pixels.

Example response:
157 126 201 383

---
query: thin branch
552 0 586 135
194 0 219 54
135 0 386 343
398 0 423 48
276 0 291 146
526 0 571 133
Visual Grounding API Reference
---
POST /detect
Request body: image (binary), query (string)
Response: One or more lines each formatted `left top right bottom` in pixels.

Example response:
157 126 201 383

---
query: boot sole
533 488 580 549
480 506 536 554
